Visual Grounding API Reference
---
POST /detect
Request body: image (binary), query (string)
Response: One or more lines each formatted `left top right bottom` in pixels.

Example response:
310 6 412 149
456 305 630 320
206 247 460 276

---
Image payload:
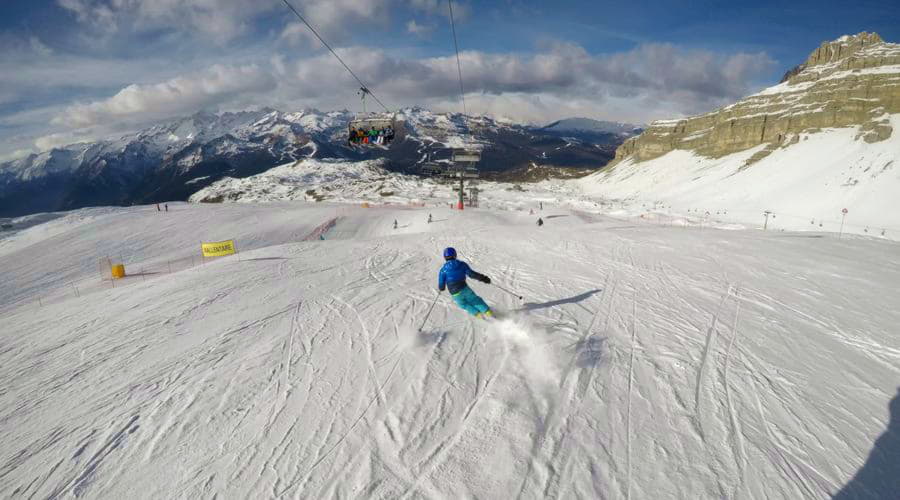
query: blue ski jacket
439 259 489 294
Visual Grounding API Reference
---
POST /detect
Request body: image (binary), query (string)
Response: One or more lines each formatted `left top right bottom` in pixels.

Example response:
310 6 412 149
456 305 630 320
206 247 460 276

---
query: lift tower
449 148 481 210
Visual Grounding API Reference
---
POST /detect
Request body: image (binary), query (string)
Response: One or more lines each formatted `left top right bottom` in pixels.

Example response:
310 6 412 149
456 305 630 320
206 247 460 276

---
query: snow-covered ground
579 115 900 238
187 158 579 213
188 159 440 205
2 201 899 498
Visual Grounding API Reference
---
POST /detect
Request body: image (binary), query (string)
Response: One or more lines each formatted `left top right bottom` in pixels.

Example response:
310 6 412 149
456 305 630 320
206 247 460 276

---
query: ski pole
493 283 523 300
417 292 441 332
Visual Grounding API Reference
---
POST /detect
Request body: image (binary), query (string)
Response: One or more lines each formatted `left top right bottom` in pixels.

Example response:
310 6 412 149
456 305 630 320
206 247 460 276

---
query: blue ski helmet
443 247 457 259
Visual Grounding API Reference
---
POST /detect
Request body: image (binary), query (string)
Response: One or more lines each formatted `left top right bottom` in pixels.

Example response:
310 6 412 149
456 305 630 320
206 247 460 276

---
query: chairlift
348 87 404 147
451 148 481 164
421 161 443 176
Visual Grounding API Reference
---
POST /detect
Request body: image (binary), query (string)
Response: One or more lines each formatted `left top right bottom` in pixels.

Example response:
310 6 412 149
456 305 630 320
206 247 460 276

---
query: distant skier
164 203 168 212
438 247 493 318
393 219 398 230
537 217 544 227
540 201 543 210
428 213 433 223
156 203 160 212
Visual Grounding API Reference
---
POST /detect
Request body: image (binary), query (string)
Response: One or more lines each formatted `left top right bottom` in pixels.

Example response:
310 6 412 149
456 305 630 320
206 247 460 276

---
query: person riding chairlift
349 124 395 146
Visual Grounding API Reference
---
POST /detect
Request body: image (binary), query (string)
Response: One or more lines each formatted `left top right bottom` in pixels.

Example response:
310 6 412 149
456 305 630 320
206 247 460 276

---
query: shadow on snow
517 289 603 312
833 387 900 499
570 336 606 368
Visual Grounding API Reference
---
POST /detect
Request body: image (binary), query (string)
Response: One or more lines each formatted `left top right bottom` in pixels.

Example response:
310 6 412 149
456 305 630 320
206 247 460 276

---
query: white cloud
0 149 36 162
53 64 277 127
28 37 54 57
270 54 288 77
407 0 470 20
57 0 277 43
57 0 117 32
34 131 94 151
279 42 773 122
54 0 468 46
3 8 776 158
56 0 396 45
301 0 389 36
280 21 308 45
406 20 435 38
43 42 772 132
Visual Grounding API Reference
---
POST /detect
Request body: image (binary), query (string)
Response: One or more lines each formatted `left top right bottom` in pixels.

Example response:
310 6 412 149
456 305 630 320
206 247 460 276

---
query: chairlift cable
448 0 469 130
279 0 390 113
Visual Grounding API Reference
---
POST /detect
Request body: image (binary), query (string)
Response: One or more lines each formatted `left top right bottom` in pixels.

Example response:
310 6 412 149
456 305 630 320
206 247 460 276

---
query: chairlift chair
348 113 403 147
348 87 404 147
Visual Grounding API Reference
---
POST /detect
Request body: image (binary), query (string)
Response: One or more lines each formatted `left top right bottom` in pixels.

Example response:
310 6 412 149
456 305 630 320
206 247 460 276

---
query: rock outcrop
611 32 900 166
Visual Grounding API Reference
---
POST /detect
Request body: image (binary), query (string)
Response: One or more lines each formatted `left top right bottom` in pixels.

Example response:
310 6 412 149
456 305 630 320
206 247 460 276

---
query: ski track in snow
525 275 616 500
694 287 731 435
1 201 899 498
723 289 748 497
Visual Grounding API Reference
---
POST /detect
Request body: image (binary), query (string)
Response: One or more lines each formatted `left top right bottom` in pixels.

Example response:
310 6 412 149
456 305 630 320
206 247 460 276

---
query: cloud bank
52 43 773 131
0 0 776 157
53 64 276 127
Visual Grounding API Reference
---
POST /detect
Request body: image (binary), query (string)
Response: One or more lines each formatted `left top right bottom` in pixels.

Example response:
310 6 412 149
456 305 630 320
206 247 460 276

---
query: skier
438 247 493 318
428 213 433 223
537 217 544 227
164 203 168 212
393 219 398 230
156 203 160 212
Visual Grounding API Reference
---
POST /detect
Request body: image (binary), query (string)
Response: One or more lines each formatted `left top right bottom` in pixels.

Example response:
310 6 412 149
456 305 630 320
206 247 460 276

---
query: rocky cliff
611 32 900 166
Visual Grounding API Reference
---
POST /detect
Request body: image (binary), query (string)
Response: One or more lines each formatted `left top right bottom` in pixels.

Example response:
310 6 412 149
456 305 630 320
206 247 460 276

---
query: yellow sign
201 240 236 257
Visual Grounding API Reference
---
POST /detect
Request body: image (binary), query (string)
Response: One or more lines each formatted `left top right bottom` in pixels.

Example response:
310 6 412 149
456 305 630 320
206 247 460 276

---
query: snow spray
488 317 560 390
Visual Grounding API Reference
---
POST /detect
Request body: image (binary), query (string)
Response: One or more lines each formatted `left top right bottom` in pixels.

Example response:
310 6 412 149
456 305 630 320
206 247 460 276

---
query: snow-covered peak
0 148 81 181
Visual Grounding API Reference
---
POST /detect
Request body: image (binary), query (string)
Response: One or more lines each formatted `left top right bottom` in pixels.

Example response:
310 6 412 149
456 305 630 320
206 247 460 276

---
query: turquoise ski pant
451 286 490 316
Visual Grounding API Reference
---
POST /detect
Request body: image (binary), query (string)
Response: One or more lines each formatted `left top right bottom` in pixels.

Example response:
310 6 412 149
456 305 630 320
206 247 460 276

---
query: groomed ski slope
1 202 899 498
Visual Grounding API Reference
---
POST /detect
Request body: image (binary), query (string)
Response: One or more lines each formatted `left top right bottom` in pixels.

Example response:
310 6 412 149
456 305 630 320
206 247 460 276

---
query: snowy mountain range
540 117 643 140
0 108 627 217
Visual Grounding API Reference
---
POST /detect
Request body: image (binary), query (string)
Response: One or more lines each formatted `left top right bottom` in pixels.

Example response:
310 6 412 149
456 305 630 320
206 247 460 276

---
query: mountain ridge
610 31 900 166
542 117 642 135
0 108 627 217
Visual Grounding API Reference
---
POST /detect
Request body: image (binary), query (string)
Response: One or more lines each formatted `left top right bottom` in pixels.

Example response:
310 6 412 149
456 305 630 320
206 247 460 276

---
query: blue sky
1 0 899 159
